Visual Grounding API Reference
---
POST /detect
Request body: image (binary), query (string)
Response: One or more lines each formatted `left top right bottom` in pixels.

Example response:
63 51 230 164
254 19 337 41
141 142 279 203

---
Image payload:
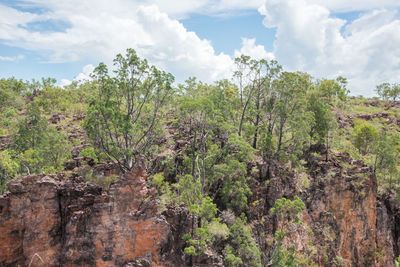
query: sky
0 0 400 96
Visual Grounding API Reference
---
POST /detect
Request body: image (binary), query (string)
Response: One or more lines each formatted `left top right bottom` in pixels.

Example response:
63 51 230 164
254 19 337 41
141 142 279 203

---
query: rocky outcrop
376 194 400 265
305 153 379 266
250 152 400 266
0 170 178 267
1 152 400 266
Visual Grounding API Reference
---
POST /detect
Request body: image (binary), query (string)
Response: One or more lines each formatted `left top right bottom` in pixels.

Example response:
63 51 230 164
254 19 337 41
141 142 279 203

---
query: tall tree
83 49 174 172
233 55 282 148
376 82 400 101
273 72 311 155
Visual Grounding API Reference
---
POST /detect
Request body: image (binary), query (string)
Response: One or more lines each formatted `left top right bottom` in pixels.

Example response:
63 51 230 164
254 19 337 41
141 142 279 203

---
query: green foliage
0 150 20 194
372 131 400 187
270 196 305 223
180 182 228 257
223 215 262 267
79 147 98 163
352 121 379 154
189 196 218 222
307 92 337 145
207 218 230 240
0 78 25 111
85 172 118 188
233 55 282 142
4 50 400 265
269 196 308 266
395 255 400 267
83 48 174 172
11 102 71 175
223 245 243 266
273 72 312 158
215 159 251 213
226 134 255 162
0 106 19 135
316 77 349 103
376 82 400 101
176 174 202 207
0 78 26 135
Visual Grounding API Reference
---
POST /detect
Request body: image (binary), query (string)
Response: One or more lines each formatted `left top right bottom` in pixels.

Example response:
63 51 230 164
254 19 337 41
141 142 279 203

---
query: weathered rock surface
0 170 178 267
250 152 400 266
1 152 400 266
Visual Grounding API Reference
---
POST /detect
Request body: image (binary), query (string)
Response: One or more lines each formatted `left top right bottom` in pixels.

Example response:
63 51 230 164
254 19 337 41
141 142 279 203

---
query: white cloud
0 1 234 83
59 64 95 87
305 0 400 12
0 54 24 61
259 0 400 96
2 0 400 96
234 38 274 60
74 64 95 82
59 78 72 87
147 0 264 18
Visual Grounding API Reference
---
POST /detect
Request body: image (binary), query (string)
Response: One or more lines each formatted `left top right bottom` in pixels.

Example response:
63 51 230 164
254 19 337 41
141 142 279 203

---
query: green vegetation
2 49 400 265
83 49 174 173
376 82 400 101
352 121 379 155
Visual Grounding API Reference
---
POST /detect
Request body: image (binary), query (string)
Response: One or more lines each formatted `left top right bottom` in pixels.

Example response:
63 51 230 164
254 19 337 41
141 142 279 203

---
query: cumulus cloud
59 64 95 87
0 1 234 83
306 0 400 12
259 0 400 96
1 0 400 95
148 0 264 18
234 38 274 60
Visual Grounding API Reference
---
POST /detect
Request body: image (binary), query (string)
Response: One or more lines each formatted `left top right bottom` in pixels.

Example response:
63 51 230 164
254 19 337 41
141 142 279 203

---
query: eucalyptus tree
273 72 311 156
83 49 174 173
233 55 282 148
376 82 400 101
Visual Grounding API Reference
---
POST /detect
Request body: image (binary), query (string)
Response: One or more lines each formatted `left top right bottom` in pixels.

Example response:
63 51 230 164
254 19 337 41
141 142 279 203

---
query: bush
12 102 71 175
79 147 98 163
223 215 262 267
352 121 378 154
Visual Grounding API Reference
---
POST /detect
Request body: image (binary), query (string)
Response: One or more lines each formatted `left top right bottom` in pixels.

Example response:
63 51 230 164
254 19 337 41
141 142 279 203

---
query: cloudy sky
0 0 399 96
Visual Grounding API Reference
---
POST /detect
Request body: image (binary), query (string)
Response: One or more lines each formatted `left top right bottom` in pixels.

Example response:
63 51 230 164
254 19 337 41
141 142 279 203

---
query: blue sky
0 0 400 96
182 11 276 54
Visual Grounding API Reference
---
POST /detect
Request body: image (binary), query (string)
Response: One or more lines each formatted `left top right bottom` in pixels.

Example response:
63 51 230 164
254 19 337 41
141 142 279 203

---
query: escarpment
0 152 399 267
0 168 178 267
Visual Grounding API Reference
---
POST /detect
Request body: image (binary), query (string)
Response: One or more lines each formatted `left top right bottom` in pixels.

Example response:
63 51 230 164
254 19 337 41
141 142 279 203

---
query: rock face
305 153 379 266
1 154 400 266
0 170 176 267
250 152 400 267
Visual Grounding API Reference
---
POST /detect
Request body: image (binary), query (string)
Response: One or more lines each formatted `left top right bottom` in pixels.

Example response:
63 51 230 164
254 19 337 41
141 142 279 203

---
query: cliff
0 153 400 266
0 168 186 267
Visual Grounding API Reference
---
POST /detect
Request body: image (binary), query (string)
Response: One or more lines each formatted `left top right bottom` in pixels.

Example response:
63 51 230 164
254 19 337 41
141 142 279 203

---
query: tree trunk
252 112 261 149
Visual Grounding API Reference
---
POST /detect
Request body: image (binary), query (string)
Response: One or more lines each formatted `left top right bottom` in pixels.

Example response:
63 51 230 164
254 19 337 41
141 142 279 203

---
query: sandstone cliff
0 168 183 267
0 153 400 266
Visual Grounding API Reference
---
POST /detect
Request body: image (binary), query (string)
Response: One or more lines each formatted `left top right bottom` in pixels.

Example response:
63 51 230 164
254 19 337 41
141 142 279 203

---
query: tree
376 82 400 101
273 72 311 156
233 55 281 140
0 77 25 111
178 80 216 194
11 102 71 174
268 196 308 267
223 215 262 267
352 121 379 155
213 134 254 213
372 131 400 187
83 48 174 172
248 59 281 149
317 77 348 103
0 150 19 194
307 82 339 160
